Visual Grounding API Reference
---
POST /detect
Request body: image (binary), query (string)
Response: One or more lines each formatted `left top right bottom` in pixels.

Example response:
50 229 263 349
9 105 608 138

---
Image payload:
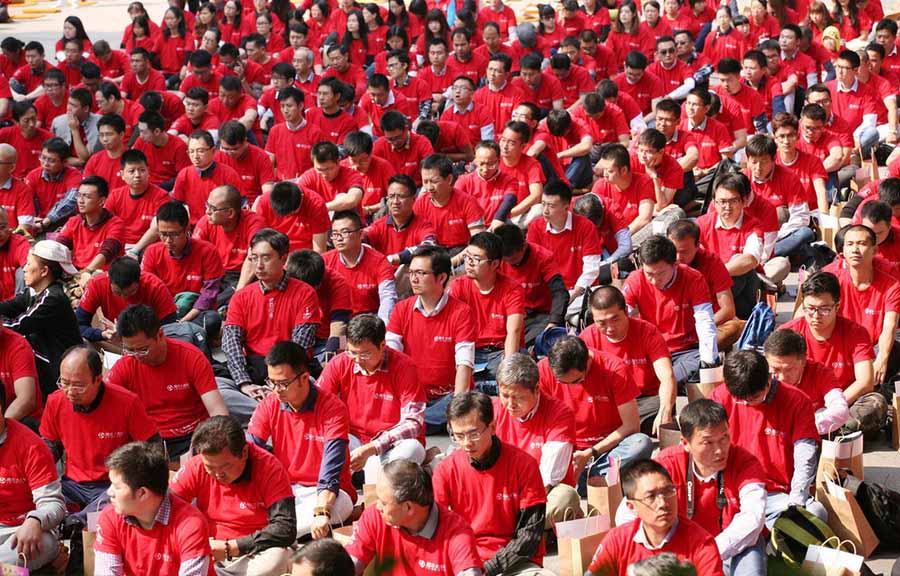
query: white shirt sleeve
614 497 637 526
693 302 719 364
455 340 475 368
377 279 397 325
539 440 573 487
575 254 603 291
715 481 767 561
777 201 811 240
666 77 696 101
481 123 495 142
738 232 765 265
815 388 851 436
385 331 404 352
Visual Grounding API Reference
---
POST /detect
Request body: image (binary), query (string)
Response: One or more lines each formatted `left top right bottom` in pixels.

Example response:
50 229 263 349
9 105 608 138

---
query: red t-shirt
33 93 68 128
120 69 167 101
527 214 603 290
537 350 638 449
556 65 595 108
133 136 191 185
192 210 266 273
224 277 322 356
207 93 257 126
0 126 52 179
572 104 630 145
697 212 763 265
387 294 476 399
213 145 275 205
264 121 326 180
0 420 59 526
107 338 217 439
580 317 670 396
39 384 157 483
25 166 82 218
322 246 395 316
94 494 211 576
433 442 546 564
798 131 845 169
372 132 434 187
656 444 766 536
613 71 665 115
304 106 359 145
823 261 900 343
449 274 525 349
746 165 805 209
0 233 30 301
680 117 733 169
777 150 828 208
248 386 357 501
172 163 242 226
630 151 684 193
105 184 170 245
499 242 562 313
688 248 733 313
455 169 518 225
648 59 696 95
473 82 526 140
83 151 126 191
590 172 655 227
588 517 724 576
169 113 220 140
794 360 842 411
57 213 126 269
364 214 437 265
440 102 495 146
0 328 41 420
313 269 352 340
171 442 294 540
779 316 874 391
317 348 424 444
79 271 177 322
346 504 483 576
499 155 546 203
297 165 364 216
341 155 393 208
414 191 484 248
623 263 711 352
142 238 224 296
825 79 880 132
512 73 565 112
710 381 818 493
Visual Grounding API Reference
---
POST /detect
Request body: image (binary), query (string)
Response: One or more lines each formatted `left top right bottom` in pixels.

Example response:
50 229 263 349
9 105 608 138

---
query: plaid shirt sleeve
222 324 252 385
94 551 124 576
291 322 319 350
370 400 425 455
178 556 211 576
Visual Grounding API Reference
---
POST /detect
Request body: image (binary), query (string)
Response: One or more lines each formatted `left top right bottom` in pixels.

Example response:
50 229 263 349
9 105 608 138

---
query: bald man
0 144 36 232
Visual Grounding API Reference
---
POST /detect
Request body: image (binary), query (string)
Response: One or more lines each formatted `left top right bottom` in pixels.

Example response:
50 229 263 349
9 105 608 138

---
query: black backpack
844 474 900 550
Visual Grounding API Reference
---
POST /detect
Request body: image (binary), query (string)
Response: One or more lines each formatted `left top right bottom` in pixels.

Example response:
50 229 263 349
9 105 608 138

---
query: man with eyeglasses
25 137 82 230
587 459 724 576
84 114 127 192
248 341 357 538
214 121 275 207
173 130 241 227
142 201 224 336
318 313 427 474
474 54 525 143
105 150 169 259
709 350 824 528
772 113 830 218
648 36 696 102
171 416 296 575
825 50 887 153
323 210 397 322
440 75 495 147
364 174 437 272
805 86 854 171
32 69 68 130
432 392 551 576
40 346 159 536
455 141 518 232
373 110 434 188
0 145 35 236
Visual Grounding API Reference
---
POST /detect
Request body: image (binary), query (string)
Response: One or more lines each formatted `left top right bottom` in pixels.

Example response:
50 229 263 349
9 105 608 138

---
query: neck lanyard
685 454 726 530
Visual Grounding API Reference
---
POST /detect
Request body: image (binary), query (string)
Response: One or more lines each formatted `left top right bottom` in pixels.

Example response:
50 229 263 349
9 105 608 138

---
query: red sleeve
849 321 875 362
126 392 160 441
315 353 345 397
463 194 485 225
94 508 123 555
588 523 628 572
173 505 212 560
201 242 225 280
579 219 603 257
150 277 177 318
446 517 484 575
256 148 276 184
693 530 726 576
38 396 60 442
714 122 733 149
643 323 670 364
10 336 37 380
78 276 103 314
385 297 406 336
884 279 900 313
223 288 246 328
525 158 547 185
171 170 188 203
345 506 378 564
307 193 331 235
688 269 713 306
247 396 274 441
517 455 548 509
452 300 477 343
169 456 201 501
395 354 425 405
608 355 639 405
431 457 452 507
708 255 734 294
505 279 526 316
24 432 57 490
188 345 218 395
260 453 294 506
322 393 350 440
734 447 767 491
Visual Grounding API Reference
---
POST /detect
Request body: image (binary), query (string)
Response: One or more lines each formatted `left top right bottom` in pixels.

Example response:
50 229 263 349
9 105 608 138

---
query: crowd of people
0 0 899 573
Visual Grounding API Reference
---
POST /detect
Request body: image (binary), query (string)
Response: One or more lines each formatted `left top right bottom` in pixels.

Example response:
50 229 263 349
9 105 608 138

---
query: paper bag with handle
816 431 864 487
587 456 623 527
82 498 105 576
815 469 879 558
800 537 864 576
892 393 899 451
0 553 29 576
557 510 609 576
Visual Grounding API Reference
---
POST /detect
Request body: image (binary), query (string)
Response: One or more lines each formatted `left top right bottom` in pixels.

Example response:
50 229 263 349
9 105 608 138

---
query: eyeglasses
57 379 89 394
630 485 678 506
188 147 212 155
658 48 675 55
803 304 837 316
464 255 492 266
346 349 374 361
159 230 186 239
386 194 412 202
714 198 742 207
264 374 301 390
330 228 360 239
76 193 98 200
122 344 152 357
408 269 434 279
449 425 488 443
205 203 230 213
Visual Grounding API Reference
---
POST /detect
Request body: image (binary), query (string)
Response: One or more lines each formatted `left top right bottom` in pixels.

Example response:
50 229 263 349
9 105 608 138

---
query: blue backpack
735 301 776 352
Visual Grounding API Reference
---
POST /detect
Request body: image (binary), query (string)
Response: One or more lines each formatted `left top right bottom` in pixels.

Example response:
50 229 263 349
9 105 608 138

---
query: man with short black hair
215 120 275 205
285 250 350 362
373 110 434 187
173 130 241 226
298 141 365 214
591 143 659 244
265 87 325 181
25 137 82 229
254 180 329 254
417 154 486 261
84 114 128 191
474 54 525 143
104 149 168 260
132 110 190 190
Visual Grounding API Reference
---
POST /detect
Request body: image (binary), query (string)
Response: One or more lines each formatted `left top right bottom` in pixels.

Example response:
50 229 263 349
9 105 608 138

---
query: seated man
0 325 40 424
712 351 827 527
680 88 735 199
454 141 518 231
586 459 724 576
323 211 397 323
826 50 893 155
342 131 394 220
764 330 850 435
50 87 102 168
0 207 29 302
25 137 82 232
290 540 354 576
0 145 36 235
168 87 218 143
781 271 880 435
285 250 350 363
387 246 475 433
697 174 767 320
248 342 357 538
317 314 426 473
54 175 125 286
0 386 65 571
41 346 159 530
297 141 365 215
105 149 169 258
372 110 434 188
345 460 483 575
496 224 568 346
531 109 594 190
623 235 720 385
538 336 653 495
94 442 212 575
434 392 552 576
449 232 525 387
172 130 241 227
171 416 296 576
499 121 545 222
222 229 321 420
494 354 581 528
108 304 229 461
581 286 677 437
631 128 689 215
215 121 275 207
416 154 486 260
253 181 329 254
142 201 224 335
76 256 177 343
667 219 743 348
132 110 190 190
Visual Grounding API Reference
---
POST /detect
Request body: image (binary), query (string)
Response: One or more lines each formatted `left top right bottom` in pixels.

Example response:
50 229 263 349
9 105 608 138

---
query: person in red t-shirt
254 181 330 256
441 76 495 146
248 342 356 538
0 208 29 301
133 110 190 190
494 353 581 528
582 286 677 436
216 121 276 206
109 304 228 460
592 143 658 242
171 415 296 574
539 336 653 495
168 87 219 143
95 442 212 576
434 392 551 575
119 48 167 102
632 128 688 212
286 250 351 362
27 138 82 229
208 76 258 133
773 112 830 216
763 329 850 435
474 54 525 142
711 350 826 528
173 131 242 226
682 88 735 186
496 224 569 345
418 154 487 258
298 142 365 215
105 150 169 257
318 314 427 471
613 51 666 118
40 346 159 526
0 103 53 180
372 111 435 187
194 185 266 287
512 54 564 115
346 460 483 576
342 131 394 219
586 460 724 576
0 325 40 423
83 115 127 193
264 87 324 181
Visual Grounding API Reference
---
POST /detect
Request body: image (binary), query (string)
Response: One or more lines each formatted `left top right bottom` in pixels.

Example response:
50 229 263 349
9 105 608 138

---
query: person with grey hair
291 539 354 576
0 144 35 232
493 353 581 529
627 553 697 576
346 460 484 576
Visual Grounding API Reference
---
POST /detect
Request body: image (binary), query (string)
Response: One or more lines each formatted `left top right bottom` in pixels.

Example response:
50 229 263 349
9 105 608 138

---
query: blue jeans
775 226 816 267
576 433 654 496
671 347 700 386
566 155 593 189
61 477 110 524
425 393 454 435
474 347 505 395
725 536 767 576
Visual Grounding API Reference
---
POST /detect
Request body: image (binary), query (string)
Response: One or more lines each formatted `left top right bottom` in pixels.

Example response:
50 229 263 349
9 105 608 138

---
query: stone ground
5 1 900 572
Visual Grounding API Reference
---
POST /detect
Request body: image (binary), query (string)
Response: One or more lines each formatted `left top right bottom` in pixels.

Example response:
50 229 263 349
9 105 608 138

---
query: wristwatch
313 506 332 519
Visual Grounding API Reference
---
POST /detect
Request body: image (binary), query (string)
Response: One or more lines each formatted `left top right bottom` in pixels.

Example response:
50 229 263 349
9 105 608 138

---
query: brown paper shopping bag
800 538 863 576
587 457 623 526
891 394 899 451
815 473 879 558
817 431 864 487
556 511 610 576
0 553 29 576
82 501 104 576
658 423 681 449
